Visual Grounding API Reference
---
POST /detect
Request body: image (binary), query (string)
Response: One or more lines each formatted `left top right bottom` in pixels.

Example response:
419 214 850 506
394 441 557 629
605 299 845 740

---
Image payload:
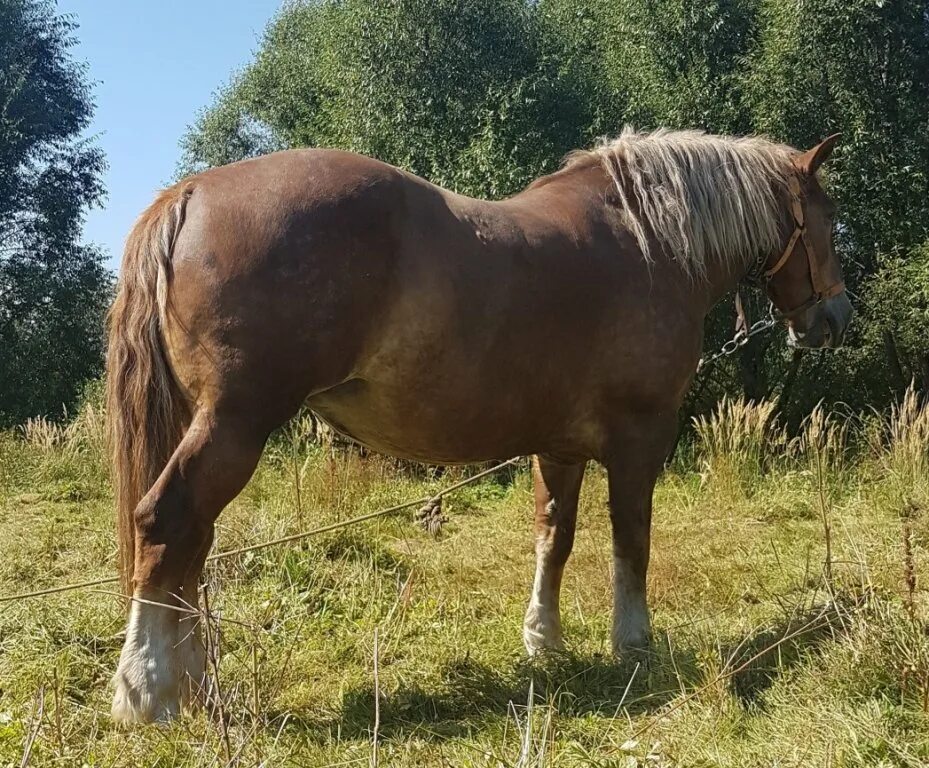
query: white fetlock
111 594 182 723
612 556 651 656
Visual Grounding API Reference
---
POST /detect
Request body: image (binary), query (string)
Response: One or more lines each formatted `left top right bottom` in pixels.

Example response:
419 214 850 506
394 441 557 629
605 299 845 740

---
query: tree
180 0 593 199
744 0 929 414
0 0 110 425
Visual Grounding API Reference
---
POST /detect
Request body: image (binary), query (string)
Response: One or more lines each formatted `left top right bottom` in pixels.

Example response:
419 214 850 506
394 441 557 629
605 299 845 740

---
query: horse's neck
509 163 760 316
694 199 794 315
693 251 755 316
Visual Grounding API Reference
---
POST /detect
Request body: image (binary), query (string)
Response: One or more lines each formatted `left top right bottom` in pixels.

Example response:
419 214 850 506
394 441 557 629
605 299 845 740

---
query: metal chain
697 315 778 372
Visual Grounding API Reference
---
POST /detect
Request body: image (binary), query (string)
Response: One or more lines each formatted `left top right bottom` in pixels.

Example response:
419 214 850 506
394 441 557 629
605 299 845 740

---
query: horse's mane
570 127 798 279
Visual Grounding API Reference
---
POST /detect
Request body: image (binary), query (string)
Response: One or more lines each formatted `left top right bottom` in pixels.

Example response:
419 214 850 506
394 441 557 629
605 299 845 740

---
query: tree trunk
775 350 805 423
883 329 907 393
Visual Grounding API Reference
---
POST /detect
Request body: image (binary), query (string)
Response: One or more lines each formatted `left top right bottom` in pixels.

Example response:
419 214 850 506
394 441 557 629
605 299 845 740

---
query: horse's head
761 134 853 349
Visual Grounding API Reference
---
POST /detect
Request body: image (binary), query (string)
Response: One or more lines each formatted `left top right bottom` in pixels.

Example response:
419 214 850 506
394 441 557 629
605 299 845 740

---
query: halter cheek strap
762 176 845 319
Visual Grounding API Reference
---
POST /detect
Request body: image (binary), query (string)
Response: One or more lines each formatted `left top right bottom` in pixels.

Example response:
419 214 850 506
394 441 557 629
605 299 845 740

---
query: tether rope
0 457 522 604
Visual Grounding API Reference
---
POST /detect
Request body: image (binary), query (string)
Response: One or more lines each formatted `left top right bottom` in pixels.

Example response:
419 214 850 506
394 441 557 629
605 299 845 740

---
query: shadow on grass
280 642 699 744
724 595 856 705
271 597 857 744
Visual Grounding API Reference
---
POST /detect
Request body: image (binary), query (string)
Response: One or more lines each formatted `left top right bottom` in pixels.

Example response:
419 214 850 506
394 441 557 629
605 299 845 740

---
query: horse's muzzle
787 292 854 349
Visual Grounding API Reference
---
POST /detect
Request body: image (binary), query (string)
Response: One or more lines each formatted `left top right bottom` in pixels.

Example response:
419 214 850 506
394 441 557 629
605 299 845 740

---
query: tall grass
792 403 851 481
692 397 785 494
14 389 109 502
870 386 929 506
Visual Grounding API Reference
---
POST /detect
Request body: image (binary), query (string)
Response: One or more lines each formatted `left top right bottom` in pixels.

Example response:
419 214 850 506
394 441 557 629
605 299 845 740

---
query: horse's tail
106 184 193 598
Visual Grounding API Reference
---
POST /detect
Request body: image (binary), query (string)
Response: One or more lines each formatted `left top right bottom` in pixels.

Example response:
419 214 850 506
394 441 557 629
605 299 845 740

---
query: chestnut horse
107 128 851 722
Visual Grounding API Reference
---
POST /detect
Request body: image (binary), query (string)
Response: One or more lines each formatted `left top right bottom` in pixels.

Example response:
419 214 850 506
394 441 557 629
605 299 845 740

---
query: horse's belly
308 377 593 465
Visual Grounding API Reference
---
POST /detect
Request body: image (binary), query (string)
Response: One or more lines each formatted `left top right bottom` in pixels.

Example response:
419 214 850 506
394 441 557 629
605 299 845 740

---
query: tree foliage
181 0 598 198
0 0 110 426
183 0 929 421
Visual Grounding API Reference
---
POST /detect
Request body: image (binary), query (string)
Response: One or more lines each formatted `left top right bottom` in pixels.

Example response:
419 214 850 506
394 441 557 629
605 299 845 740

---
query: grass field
1 394 928 767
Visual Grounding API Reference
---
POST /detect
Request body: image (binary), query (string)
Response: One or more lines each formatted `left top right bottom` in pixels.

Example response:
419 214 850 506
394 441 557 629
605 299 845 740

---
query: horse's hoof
523 610 565 656
111 669 181 724
612 639 651 658
611 615 652 658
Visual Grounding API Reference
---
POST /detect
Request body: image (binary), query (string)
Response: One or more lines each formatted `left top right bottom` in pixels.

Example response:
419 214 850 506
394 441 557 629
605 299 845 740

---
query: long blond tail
106 184 193 598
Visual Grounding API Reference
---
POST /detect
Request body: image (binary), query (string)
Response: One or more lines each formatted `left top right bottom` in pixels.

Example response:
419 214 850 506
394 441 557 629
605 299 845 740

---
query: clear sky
56 0 284 269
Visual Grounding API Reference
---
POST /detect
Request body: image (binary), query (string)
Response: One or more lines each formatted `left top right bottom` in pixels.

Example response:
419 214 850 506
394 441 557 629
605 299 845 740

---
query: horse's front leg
605 414 677 654
523 457 586 654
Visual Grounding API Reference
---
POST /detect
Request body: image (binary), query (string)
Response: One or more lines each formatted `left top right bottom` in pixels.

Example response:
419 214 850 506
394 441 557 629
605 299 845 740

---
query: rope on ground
0 456 523 604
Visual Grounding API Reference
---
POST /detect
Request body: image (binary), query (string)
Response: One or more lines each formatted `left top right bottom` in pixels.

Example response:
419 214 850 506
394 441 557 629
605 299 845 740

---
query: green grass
1 397 928 767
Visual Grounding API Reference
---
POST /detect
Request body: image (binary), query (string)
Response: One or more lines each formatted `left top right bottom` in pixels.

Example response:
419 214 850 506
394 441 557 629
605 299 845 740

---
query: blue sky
56 0 284 269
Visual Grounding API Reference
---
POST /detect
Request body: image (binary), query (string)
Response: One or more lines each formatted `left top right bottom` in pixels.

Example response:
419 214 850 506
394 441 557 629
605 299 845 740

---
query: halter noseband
750 176 845 320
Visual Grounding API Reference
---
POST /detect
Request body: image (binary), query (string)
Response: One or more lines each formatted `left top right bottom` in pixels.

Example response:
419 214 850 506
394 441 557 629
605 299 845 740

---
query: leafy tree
858 241 929 396
748 0 929 263
590 0 760 132
181 0 592 198
183 0 929 422
742 0 929 414
0 0 110 426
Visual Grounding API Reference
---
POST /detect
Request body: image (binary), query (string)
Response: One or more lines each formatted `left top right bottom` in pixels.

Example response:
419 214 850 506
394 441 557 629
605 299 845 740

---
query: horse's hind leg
111 409 267 723
176 528 213 710
523 457 585 654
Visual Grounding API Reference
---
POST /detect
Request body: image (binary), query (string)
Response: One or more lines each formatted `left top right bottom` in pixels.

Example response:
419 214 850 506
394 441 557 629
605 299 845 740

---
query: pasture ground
1 398 928 767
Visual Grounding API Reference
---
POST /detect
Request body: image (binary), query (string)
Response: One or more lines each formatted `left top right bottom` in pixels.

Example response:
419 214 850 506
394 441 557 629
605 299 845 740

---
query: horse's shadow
723 596 853 706
276 599 850 743
282 650 672 743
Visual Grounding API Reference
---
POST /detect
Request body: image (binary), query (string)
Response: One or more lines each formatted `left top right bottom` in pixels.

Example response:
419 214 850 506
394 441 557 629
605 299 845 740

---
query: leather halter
757 176 845 319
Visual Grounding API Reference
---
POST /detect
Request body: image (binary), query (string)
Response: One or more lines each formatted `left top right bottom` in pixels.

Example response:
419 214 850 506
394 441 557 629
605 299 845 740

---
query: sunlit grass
1 389 928 766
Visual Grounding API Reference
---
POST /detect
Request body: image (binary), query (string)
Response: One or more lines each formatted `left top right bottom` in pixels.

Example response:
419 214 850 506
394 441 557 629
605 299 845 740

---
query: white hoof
523 605 564 656
111 670 180 723
111 595 182 723
611 607 651 656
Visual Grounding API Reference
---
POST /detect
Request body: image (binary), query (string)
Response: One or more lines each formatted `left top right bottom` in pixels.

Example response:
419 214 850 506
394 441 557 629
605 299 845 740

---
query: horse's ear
796 133 842 175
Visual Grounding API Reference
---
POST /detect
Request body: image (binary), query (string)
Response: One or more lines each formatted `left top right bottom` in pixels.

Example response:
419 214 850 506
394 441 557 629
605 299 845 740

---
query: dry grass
1 389 928 766
692 397 785 496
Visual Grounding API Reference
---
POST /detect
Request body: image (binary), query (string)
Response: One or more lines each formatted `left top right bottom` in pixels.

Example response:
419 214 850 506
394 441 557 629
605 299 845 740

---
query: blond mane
575 127 798 279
